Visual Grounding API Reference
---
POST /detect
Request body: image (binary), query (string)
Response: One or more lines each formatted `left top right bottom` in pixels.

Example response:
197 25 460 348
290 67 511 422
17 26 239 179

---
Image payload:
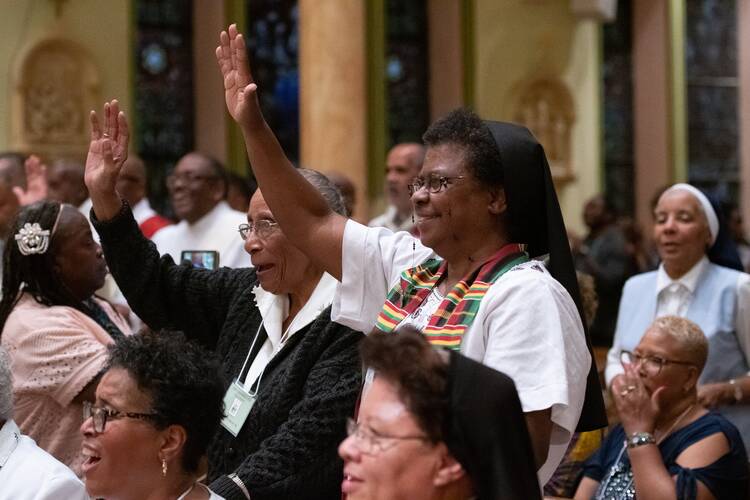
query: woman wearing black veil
216 24 606 484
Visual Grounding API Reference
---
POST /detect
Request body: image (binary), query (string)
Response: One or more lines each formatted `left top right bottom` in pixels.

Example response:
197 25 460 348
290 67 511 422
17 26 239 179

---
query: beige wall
473 0 602 235
0 0 131 153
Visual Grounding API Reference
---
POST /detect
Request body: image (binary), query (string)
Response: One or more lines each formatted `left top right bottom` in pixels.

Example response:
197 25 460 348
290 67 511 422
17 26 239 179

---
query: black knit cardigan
93 203 363 500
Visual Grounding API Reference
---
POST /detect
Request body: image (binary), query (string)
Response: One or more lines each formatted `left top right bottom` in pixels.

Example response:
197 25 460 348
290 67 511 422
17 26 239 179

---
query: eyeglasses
345 417 429 455
238 220 279 241
407 174 466 195
166 172 218 189
619 350 695 377
83 401 159 434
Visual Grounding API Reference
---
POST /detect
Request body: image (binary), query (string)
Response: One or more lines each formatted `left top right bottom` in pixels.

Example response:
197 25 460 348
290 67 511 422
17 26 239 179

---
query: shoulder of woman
4 297 87 332
673 412 739 469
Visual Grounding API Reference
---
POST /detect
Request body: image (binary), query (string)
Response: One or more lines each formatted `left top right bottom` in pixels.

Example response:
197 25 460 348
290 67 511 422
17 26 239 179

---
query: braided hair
0 202 87 333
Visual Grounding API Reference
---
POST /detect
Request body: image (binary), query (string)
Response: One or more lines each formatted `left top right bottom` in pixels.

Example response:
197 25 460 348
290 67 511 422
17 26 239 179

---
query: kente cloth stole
376 243 529 350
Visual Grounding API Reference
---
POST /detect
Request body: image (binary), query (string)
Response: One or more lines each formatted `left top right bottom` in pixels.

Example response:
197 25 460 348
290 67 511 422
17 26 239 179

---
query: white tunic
0 420 88 500
331 221 590 484
151 201 249 269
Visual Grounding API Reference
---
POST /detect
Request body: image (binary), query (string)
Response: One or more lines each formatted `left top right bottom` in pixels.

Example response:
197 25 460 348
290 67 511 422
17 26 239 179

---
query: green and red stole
375 243 529 350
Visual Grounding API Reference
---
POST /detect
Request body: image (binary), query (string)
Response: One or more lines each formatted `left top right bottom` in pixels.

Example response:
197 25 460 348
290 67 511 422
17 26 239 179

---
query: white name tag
220 380 257 437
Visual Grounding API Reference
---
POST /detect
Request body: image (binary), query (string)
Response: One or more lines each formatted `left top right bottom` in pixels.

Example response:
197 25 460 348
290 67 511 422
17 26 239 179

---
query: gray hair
298 168 347 216
0 347 12 421
649 316 708 371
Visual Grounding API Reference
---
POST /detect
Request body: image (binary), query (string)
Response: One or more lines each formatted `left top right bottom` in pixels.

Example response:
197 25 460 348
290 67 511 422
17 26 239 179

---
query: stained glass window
134 0 194 215
386 0 430 146
602 0 634 217
686 0 739 202
245 0 300 164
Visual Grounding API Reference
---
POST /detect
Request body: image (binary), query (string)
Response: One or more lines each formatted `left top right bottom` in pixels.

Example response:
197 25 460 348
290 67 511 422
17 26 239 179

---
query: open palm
85 100 129 197
216 24 263 130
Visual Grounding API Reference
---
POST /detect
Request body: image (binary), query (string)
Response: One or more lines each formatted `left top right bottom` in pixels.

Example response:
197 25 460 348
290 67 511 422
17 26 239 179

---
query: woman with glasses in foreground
575 316 748 500
80 331 225 499
340 327 541 500
84 101 363 499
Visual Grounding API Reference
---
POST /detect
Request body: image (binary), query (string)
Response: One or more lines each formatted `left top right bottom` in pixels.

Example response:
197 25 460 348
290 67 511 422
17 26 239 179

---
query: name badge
220 380 257 437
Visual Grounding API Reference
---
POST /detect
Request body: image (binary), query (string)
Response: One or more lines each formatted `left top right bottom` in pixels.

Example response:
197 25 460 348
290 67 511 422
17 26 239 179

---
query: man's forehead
175 154 213 174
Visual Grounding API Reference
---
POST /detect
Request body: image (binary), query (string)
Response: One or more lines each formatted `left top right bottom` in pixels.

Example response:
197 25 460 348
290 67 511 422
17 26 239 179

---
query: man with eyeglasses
368 143 424 234
151 152 249 268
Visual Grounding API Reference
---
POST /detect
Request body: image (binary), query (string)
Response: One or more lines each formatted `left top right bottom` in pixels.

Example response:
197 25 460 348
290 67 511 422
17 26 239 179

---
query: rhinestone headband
14 223 50 255
13 204 64 256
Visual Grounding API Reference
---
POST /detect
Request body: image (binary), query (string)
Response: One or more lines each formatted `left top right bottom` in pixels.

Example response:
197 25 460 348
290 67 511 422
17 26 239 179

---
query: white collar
251 273 338 350
0 420 21 468
185 201 232 232
656 256 709 295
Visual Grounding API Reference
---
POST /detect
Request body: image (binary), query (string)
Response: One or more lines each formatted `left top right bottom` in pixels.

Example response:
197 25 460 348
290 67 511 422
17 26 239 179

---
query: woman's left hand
612 363 663 436
697 382 732 408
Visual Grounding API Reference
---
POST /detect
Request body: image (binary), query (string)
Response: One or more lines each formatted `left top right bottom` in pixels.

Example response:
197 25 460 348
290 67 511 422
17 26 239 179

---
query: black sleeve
92 202 250 349
210 330 363 500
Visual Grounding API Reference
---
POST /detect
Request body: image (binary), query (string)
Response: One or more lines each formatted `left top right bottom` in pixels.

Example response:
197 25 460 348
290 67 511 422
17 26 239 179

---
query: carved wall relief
511 78 576 182
12 38 100 160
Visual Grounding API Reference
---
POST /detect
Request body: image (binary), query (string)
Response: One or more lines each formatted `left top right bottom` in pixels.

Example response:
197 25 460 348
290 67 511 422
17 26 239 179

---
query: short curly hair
105 330 225 474
422 108 504 189
361 328 449 443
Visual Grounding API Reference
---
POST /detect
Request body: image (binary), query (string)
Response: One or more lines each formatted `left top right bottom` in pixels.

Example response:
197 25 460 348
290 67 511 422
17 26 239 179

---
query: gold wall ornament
11 37 101 161
511 78 576 183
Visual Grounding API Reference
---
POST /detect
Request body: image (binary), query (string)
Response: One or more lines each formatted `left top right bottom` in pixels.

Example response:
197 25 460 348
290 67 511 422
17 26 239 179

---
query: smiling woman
339 328 541 500
215 22 606 485
80 331 226 500
0 201 132 475
84 100 363 500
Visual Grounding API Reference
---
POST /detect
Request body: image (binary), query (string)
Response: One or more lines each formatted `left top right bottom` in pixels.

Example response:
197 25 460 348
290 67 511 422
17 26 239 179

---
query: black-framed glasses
238 220 279 241
166 172 219 189
345 417 429 455
83 401 159 434
407 174 466 195
619 350 695 377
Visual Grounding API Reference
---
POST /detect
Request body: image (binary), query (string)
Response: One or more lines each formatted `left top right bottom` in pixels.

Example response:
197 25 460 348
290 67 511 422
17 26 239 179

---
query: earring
162 458 168 477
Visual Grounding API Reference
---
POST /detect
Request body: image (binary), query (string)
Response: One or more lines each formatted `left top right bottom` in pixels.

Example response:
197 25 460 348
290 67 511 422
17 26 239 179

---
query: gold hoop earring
162 458 167 477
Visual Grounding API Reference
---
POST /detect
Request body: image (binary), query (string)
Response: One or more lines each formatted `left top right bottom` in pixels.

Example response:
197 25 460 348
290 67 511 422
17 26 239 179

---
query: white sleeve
735 273 750 371
35 473 89 500
605 281 632 386
480 267 590 434
331 219 433 333
605 344 624 387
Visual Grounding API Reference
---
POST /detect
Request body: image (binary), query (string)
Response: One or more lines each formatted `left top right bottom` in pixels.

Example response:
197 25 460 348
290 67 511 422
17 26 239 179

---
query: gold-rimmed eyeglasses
407 174 466 195
238 220 279 241
345 418 429 455
619 350 695 377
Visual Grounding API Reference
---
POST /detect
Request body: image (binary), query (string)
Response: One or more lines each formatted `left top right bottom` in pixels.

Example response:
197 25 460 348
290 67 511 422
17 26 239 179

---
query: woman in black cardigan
84 101 363 500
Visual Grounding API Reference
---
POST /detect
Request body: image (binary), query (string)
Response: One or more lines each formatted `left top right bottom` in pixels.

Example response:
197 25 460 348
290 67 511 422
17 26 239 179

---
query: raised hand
85 100 130 220
216 24 264 130
13 154 47 205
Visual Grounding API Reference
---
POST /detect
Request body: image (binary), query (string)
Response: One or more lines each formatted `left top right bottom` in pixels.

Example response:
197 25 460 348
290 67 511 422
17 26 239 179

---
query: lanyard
238 316 296 396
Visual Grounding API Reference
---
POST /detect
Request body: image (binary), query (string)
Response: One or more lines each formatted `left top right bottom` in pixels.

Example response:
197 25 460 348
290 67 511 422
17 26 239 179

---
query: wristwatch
728 379 743 404
627 431 656 449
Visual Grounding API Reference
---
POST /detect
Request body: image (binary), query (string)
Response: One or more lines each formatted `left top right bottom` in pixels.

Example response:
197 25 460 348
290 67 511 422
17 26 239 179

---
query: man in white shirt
152 152 249 268
115 155 172 238
0 347 88 500
368 143 424 233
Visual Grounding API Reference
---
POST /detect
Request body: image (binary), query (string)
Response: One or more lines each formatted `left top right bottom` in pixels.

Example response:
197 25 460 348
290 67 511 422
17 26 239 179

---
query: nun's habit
485 120 607 431
445 351 542 500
